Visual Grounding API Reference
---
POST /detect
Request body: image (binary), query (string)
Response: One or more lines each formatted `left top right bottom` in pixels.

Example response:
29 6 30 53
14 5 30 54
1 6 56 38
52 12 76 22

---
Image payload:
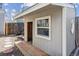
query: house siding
24 6 62 56
66 7 75 56
0 10 5 35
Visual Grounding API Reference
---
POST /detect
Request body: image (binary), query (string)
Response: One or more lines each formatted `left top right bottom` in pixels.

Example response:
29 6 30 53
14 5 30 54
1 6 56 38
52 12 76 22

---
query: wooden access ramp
15 41 48 56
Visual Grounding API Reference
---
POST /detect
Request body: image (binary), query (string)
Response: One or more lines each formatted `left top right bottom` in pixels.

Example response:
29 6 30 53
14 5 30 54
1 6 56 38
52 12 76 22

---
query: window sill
36 35 50 40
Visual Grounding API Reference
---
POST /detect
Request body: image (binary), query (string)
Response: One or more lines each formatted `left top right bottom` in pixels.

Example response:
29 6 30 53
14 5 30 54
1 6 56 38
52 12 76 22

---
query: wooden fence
5 23 24 36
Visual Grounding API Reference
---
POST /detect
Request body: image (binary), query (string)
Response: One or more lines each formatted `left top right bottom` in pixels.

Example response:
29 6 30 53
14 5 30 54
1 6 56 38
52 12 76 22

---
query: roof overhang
14 3 74 19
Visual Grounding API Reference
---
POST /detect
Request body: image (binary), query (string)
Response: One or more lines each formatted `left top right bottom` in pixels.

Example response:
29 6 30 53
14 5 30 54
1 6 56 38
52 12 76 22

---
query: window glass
37 28 49 36
35 16 51 40
37 19 49 27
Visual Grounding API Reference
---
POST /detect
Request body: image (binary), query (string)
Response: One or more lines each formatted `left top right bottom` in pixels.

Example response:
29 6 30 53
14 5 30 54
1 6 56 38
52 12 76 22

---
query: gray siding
66 7 75 56
24 6 62 56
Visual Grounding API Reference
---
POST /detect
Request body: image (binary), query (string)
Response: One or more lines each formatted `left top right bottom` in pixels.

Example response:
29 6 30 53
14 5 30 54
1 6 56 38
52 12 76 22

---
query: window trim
35 16 51 40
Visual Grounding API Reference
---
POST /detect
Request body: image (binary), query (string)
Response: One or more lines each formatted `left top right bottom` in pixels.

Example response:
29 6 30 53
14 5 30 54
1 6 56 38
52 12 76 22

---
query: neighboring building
15 17 24 23
0 3 5 35
14 3 75 56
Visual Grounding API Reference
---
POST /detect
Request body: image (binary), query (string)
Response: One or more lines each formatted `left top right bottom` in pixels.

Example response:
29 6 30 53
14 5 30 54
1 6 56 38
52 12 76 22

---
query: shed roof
14 3 74 19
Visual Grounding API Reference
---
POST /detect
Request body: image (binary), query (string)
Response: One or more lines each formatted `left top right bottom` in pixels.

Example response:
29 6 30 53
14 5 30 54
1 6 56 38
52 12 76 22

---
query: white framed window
35 16 51 40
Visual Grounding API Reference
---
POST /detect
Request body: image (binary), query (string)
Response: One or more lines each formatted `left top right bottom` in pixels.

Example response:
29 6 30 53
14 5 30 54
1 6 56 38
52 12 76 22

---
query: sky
75 4 79 16
2 3 79 22
3 3 35 22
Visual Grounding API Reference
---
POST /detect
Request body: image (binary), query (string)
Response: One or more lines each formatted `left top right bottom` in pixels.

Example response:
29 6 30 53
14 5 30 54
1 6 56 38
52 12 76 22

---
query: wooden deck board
15 41 48 56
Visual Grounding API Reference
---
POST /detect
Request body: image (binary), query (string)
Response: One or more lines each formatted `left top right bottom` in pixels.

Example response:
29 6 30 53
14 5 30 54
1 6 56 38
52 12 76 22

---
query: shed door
27 22 33 44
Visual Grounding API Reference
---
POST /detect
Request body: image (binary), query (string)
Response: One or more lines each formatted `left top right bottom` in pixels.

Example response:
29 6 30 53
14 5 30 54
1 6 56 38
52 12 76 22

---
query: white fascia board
51 3 74 8
14 3 50 19
62 7 67 56
14 3 74 19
